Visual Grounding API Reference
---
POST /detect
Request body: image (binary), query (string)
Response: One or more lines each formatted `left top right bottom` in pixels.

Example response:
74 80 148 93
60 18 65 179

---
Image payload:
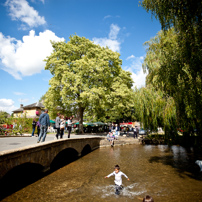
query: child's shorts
115 184 123 195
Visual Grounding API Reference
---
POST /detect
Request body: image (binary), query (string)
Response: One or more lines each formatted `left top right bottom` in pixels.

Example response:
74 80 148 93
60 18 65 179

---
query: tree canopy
141 0 202 138
44 35 133 132
133 85 177 138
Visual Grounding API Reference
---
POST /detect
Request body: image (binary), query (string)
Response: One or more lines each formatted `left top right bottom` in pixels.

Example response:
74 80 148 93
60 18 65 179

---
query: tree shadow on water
148 154 202 181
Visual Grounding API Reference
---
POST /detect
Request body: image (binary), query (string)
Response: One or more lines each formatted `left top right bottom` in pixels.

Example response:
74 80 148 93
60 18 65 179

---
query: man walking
37 109 50 143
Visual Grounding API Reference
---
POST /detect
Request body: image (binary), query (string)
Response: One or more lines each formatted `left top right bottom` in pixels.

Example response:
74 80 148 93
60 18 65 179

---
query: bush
0 127 7 135
0 117 39 135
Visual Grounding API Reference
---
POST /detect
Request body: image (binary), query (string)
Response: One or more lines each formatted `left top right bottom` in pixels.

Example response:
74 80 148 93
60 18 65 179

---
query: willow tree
133 86 176 136
141 0 202 139
44 35 133 133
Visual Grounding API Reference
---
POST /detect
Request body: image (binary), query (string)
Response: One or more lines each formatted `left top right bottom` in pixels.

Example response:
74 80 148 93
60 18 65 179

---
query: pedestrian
136 126 139 138
143 195 154 202
115 124 120 139
37 109 50 143
60 115 65 139
31 118 37 137
126 126 129 136
67 116 73 138
36 120 40 137
109 124 112 132
55 112 60 139
133 126 137 138
105 164 129 195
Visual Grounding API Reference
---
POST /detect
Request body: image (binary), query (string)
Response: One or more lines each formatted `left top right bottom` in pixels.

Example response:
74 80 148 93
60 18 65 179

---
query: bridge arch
81 144 92 156
0 162 44 200
50 147 79 171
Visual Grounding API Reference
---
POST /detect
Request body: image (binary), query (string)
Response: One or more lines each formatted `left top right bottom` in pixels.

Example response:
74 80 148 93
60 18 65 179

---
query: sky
0 0 161 114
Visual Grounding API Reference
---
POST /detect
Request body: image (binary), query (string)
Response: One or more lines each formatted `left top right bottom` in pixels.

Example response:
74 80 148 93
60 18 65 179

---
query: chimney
20 104 23 108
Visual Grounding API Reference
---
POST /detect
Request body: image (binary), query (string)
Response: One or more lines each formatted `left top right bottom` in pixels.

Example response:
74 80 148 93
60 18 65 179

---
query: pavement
0 133 102 152
0 132 138 152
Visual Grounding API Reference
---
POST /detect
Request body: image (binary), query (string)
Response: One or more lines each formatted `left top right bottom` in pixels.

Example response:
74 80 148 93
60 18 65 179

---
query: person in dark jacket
36 121 40 137
37 109 50 143
31 118 37 137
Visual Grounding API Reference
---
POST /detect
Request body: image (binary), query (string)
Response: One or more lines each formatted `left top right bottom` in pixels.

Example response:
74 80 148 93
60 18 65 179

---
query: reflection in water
1 145 202 202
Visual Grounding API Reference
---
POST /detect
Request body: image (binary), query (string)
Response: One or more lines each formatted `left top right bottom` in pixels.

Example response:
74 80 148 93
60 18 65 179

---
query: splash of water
93 183 147 199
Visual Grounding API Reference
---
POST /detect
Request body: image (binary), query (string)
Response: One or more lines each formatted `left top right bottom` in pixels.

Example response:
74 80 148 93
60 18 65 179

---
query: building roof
23 102 45 109
12 107 24 113
13 102 45 113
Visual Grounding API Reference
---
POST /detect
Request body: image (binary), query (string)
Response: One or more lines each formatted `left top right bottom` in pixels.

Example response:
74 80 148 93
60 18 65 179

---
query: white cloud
93 38 121 53
18 98 29 103
0 30 64 79
103 15 120 20
109 24 120 40
124 56 147 88
30 0 45 4
14 92 25 95
5 0 46 29
0 99 16 114
93 24 121 52
103 15 111 20
126 55 135 60
130 68 147 89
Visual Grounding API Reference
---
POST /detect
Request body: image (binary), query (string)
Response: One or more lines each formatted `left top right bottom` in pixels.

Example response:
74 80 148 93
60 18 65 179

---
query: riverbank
100 136 140 147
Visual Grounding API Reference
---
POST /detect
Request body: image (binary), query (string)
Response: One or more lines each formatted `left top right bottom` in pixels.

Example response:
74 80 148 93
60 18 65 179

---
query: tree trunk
78 106 84 134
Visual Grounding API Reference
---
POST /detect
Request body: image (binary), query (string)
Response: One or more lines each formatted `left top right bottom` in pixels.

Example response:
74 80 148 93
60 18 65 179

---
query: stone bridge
0 137 103 180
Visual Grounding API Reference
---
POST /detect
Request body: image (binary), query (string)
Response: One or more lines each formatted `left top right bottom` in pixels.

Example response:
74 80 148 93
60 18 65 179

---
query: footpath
0 133 140 152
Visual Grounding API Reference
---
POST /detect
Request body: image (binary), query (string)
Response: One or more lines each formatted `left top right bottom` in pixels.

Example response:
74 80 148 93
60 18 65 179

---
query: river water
2 144 202 202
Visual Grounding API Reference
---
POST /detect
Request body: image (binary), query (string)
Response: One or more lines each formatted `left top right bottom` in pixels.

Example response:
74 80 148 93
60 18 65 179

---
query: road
0 133 102 152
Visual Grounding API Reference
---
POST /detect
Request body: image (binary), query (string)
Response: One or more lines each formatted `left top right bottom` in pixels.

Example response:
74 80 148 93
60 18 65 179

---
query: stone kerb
0 137 103 180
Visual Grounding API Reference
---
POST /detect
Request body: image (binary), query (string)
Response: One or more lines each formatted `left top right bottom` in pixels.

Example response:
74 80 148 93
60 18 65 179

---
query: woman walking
55 113 60 139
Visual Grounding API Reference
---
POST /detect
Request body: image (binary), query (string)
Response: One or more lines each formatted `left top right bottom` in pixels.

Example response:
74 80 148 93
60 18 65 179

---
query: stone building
12 102 45 118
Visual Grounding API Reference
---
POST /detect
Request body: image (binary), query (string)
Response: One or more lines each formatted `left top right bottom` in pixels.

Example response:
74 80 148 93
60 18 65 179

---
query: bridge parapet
0 137 103 180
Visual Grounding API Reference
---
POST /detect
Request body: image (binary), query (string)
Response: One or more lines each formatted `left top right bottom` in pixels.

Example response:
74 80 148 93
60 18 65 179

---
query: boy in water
105 165 129 195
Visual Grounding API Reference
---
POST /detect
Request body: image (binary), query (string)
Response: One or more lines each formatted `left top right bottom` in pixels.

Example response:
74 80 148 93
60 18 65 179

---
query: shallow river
2 144 202 202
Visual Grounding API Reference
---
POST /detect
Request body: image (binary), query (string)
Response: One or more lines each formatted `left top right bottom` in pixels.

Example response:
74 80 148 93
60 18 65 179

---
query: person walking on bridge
55 113 60 139
37 109 50 143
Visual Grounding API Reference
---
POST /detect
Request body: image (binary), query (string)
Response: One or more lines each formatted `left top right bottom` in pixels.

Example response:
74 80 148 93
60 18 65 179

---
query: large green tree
44 35 133 133
141 0 202 138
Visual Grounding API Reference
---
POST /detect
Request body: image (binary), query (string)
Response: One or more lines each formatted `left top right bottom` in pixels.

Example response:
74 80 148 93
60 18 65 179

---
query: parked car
139 129 146 135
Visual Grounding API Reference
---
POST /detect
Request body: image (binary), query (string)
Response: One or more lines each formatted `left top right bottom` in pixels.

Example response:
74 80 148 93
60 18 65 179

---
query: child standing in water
105 165 129 195
107 131 115 147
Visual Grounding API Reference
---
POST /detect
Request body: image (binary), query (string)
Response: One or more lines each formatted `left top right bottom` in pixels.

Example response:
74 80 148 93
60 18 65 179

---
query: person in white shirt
105 164 129 195
67 116 72 138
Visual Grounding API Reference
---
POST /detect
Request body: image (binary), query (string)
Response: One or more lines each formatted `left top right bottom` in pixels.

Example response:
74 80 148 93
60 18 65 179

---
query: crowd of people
55 113 76 139
30 110 75 143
